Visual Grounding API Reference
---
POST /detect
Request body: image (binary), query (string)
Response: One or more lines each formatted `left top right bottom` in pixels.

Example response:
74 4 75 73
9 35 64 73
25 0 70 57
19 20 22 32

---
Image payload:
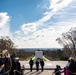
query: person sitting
53 65 61 75
21 65 25 75
60 67 70 75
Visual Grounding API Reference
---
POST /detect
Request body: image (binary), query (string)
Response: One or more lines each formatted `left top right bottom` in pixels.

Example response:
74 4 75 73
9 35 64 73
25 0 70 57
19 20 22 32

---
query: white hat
69 57 74 60
15 57 19 60
3 50 8 54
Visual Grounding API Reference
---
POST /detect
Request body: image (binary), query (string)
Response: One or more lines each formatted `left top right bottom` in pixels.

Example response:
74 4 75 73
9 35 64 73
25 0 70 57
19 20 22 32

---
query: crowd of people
53 57 76 75
0 50 76 75
0 54 44 75
0 51 45 75
0 53 21 75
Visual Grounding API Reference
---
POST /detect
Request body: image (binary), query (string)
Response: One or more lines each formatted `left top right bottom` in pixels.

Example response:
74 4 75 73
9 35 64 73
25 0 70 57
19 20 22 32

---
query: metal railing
14 70 24 75
5 69 11 75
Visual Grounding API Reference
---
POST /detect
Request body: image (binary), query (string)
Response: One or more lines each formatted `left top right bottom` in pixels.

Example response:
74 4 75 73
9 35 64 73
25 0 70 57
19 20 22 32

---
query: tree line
56 27 76 59
0 27 76 60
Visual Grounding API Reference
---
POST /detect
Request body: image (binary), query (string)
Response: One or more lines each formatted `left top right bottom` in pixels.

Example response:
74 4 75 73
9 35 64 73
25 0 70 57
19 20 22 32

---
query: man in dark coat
10 58 16 75
69 58 76 75
40 59 44 71
29 58 34 72
36 59 39 71
5 56 12 75
15 57 21 75
0 59 5 75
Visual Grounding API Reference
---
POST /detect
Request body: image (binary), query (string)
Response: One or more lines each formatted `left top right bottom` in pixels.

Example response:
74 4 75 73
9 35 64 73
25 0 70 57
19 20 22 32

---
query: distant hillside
12 48 70 61
15 48 62 51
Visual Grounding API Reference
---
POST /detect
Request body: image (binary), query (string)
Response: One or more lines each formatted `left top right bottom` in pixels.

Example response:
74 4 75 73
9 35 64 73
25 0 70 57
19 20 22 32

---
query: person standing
0 58 5 75
40 59 44 72
16 57 21 75
5 54 12 75
69 58 76 75
29 58 34 72
36 59 40 71
10 57 16 75
66 59 71 68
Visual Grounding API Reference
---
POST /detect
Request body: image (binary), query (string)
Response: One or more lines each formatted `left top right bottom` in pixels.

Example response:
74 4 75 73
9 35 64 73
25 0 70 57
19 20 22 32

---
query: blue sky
0 0 76 48
0 0 45 31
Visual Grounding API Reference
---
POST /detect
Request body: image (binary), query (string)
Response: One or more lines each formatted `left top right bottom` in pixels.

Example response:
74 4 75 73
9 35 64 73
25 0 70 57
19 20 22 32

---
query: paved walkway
23 70 64 75
20 61 67 68
20 61 67 75
23 70 54 75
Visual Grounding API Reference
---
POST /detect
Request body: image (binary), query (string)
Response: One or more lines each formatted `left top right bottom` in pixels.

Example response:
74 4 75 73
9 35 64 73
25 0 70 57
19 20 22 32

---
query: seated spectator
21 65 25 75
53 65 61 75
60 67 70 75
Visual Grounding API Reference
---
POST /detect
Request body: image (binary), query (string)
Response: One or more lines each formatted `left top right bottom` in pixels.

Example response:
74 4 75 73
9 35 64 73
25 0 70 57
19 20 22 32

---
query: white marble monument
35 51 43 60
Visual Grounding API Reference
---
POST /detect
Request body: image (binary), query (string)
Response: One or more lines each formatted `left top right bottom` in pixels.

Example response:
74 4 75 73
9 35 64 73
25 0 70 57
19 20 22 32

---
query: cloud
0 12 11 36
49 0 73 10
21 23 37 34
17 0 73 34
0 12 10 27
14 0 75 48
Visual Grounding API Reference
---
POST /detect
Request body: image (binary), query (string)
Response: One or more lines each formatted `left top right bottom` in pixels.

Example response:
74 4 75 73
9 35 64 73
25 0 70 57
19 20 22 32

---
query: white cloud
21 23 37 34
0 12 10 27
15 30 20 34
0 0 75 48
18 0 73 36
49 0 73 11
43 11 49 15
14 0 75 48
15 19 76 48
0 12 11 36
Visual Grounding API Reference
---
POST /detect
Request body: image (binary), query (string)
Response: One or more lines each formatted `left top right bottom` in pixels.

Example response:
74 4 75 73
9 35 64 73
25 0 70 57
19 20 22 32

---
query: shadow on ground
24 71 42 75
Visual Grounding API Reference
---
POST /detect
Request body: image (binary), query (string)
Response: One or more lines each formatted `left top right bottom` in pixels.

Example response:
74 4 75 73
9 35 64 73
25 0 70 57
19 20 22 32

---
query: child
53 65 61 75
60 67 70 75
21 65 25 75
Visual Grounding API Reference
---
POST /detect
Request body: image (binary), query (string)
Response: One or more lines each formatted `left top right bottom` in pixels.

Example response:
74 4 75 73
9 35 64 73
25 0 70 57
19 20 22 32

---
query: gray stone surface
23 70 54 75
20 61 67 68
20 61 67 75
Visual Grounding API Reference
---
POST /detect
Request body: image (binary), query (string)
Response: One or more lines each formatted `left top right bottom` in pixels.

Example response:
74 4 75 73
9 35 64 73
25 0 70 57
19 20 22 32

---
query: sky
0 0 76 48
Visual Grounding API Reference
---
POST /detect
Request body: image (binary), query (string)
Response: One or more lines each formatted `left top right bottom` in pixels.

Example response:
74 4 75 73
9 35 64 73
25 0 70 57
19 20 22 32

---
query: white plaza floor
20 61 67 68
20 61 66 75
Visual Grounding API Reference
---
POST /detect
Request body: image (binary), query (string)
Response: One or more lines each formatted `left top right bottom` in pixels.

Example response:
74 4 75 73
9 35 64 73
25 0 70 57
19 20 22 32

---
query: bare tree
0 36 14 51
56 27 76 58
